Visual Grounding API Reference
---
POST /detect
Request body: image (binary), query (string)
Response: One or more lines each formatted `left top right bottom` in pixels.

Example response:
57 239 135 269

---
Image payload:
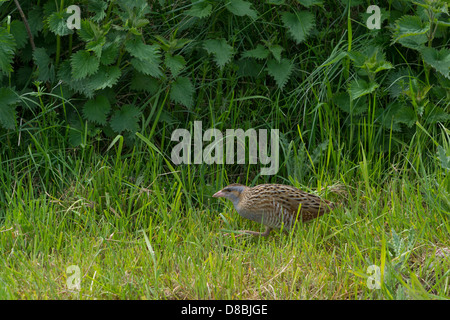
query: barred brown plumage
213 183 335 237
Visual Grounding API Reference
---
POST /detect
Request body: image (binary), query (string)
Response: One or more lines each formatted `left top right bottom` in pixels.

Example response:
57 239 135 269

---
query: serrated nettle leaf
332 92 350 113
393 78 431 104
424 105 450 124
241 44 270 60
397 33 422 51
387 68 418 98
171 38 193 51
33 47 55 82
362 45 385 60
156 36 192 52
117 0 150 25
58 61 94 97
419 47 450 79
0 87 19 106
135 19 149 28
0 28 16 73
125 39 161 61
43 0 57 16
416 0 449 15
127 27 143 36
165 53 186 78
378 101 406 131
28 7 44 37
397 35 428 50
415 85 432 103
47 11 73 36
365 46 393 74
62 63 120 98
33 48 51 69
57 60 75 85
170 76 195 108
333 91 368 115
130 58 163 78
437 2 449 14
0 104 16 130
88 65 121 90
351 97 369 115
110 104 141 133
225 0 258 19
266 58 294 89
62 66 121 98
126 39 162 77
154 35 171 51
281 11 315 44
374 61 393 73
78 20 96 42
268 44 284 62
131 72 160 94
390 229 407 259
203 39 235 68
83 95 111 125
71 50 100 79
394 104 416 127
9 20 28 50
186 1 212 18
392 15 430 43
86 36 106 58
0 87 19 130
347 51 367 68
88 0 108 22
349 46 393 75
100 41 120 65
348 79 379 100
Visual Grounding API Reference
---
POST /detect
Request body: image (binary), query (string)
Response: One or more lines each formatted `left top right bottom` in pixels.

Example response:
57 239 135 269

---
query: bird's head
212 183 247 207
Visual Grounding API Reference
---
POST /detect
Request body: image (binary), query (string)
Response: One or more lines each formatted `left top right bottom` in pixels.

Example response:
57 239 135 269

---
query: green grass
0 119 449 299
0 73 448 299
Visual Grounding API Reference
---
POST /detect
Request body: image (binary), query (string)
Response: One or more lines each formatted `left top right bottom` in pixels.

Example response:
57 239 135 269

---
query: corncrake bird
213 183 335 237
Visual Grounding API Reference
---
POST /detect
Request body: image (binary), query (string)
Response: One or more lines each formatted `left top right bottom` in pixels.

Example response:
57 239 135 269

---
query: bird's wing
270 187 333 222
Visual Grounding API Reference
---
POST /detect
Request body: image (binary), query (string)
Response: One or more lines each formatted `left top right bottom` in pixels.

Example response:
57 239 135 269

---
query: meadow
0 0 449 299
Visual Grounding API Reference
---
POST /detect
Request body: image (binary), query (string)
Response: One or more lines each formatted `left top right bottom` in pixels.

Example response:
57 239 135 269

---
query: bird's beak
212 190 225 198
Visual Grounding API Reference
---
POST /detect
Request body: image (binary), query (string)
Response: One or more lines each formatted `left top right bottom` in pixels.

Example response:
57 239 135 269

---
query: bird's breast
235 204 265 224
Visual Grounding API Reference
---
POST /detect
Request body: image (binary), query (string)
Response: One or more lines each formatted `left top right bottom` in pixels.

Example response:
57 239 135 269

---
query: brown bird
213 183 335 237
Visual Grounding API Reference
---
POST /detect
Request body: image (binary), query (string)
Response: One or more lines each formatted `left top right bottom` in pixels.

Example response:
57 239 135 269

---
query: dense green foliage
0 0 448 156
0 0 449 299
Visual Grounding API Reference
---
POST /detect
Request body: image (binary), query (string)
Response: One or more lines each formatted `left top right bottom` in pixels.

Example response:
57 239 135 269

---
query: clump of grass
1 118 449 299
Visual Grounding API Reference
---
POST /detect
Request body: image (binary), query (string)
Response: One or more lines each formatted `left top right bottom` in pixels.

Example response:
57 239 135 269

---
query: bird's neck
230 186 248 208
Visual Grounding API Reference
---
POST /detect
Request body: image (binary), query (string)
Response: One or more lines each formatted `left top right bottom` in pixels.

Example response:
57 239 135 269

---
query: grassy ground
1 125 449 299
0 1 449 299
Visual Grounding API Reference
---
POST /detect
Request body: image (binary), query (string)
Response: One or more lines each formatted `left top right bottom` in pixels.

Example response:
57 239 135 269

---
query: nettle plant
0 0 195 144
0 0 321 146
388 0 449 128
0 0 447 152
335 0 449 148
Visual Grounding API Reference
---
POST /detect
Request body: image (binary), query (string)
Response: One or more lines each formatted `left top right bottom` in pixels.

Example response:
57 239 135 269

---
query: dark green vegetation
0 0 449 299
